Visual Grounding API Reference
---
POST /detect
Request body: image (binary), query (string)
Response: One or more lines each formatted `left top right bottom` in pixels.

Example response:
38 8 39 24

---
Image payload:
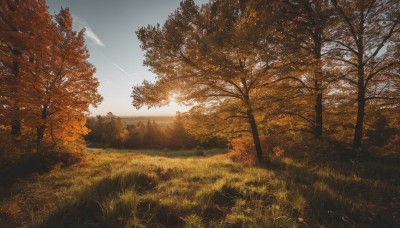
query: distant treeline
86 113 227 149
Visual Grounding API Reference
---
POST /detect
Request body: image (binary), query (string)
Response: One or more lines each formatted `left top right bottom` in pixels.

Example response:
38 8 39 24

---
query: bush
227 136 287 164
271 134 339 163
227 137 256 164
228 134 340 164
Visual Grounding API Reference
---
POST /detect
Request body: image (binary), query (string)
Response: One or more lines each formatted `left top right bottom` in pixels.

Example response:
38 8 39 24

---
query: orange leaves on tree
0 1 102 154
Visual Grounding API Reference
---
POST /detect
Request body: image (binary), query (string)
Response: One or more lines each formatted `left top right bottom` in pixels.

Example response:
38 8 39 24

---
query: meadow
1 148 399 227
1 1 399 227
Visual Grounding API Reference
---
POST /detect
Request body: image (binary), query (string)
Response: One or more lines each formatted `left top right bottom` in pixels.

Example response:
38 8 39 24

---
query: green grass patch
0 148 399 227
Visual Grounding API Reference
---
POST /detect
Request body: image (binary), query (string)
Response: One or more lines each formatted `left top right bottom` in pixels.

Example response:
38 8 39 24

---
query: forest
85 112 227 149
1 0 399 227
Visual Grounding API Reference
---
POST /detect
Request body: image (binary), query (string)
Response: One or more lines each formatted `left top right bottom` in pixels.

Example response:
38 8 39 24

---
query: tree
0 2 102 154
275 0 334 139
132 0 282 163
167 113 195 149
0 0 53 138
100 112 127 147
330 0 400 150
125 121 146 148
31 8 102 152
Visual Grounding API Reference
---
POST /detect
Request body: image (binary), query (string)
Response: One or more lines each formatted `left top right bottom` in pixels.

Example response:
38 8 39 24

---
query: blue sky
46 0 208 116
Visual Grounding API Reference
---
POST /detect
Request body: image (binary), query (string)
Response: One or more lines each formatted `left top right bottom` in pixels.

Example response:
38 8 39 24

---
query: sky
46 0 208 116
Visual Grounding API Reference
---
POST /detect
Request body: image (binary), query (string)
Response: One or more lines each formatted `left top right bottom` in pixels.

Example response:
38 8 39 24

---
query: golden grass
0 148 399 227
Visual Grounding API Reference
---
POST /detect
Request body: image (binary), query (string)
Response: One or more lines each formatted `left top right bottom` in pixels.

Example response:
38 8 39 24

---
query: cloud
72 14 105 47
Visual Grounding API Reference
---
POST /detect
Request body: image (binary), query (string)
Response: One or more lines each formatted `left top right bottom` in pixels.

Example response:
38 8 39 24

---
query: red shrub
227 137 257 164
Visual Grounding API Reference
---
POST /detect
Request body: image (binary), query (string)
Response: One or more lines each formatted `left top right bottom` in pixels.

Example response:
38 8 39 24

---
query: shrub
227 134 340 164
227 136 286 164
264 135 290 161
227 137 257 164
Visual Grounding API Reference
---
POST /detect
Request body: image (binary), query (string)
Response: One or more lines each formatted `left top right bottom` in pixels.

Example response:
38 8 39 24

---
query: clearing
0 148 399 227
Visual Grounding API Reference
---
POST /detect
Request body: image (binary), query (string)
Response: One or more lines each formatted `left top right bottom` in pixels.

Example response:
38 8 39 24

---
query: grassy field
0 148 399 227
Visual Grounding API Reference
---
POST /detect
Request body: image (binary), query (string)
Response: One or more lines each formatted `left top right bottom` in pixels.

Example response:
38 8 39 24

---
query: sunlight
1 0 399 227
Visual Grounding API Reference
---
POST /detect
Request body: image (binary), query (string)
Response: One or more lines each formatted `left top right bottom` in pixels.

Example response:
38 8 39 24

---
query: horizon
89 114 176 117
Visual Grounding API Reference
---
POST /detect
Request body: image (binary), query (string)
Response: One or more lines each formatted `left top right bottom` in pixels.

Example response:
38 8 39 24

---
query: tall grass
0 148 399 227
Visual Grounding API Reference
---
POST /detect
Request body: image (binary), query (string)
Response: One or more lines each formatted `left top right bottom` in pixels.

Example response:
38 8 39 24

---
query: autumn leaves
132 0 400 163
0 1 102 155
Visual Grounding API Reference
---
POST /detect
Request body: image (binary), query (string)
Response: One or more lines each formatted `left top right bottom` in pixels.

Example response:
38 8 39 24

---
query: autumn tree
0 2 102 155
31 8 102 152
132 0 282 163
272 0 334 138
330 0 400 150
0 0 52 139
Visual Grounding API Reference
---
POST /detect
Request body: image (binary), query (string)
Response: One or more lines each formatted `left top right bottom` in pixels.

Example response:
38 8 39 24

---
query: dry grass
0 148 399 227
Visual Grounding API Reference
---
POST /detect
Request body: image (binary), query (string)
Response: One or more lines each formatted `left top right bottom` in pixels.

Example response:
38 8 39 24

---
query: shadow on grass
268 156 400 227
38 163 251 227
90 147 228 159
0 152 82 188
40 170 186 228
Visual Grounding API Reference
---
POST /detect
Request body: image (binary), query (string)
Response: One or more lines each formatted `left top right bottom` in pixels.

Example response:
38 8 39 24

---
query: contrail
72 14 105 47
99 52 134 77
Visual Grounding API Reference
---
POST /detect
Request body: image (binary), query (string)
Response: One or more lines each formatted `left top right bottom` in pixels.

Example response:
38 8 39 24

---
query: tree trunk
313 24 323 139
11 120 21 136
247 108 266 164
36 125 46 153
36 105 48 153
10 48 21 137
314 77 323 139
353 16 365 151
353 74 365 150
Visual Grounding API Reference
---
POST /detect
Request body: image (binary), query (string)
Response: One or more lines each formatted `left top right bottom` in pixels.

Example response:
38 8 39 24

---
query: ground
0 148 399 227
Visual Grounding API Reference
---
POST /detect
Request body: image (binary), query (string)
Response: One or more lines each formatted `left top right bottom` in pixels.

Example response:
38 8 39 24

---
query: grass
0 148 399 227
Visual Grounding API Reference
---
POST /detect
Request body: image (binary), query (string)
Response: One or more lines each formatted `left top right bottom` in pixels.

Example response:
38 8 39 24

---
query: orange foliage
228 138 257 164
228 136 286 164
0 2 102 156
228 134 343 164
